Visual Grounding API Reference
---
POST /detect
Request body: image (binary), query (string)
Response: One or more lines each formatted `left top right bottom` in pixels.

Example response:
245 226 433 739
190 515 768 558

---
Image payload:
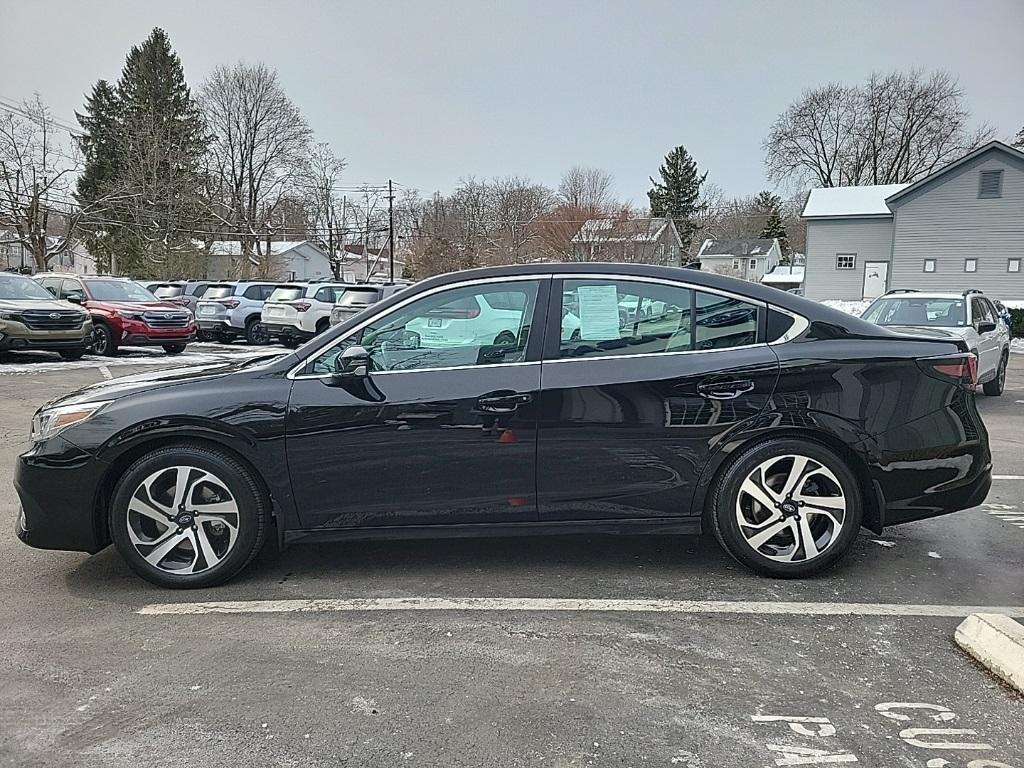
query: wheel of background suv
493 330 517 346
315 318 330 335
982 352 1008 396
245 317 269 345
109 444 268 588
709 439 862 578
162 344 186 355
282 337 300 349
91 323 117 356
59 349 85 361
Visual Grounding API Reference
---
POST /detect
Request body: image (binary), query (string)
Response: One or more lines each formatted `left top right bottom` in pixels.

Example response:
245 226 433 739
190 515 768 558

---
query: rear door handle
697 379 755 400
477 392 533 413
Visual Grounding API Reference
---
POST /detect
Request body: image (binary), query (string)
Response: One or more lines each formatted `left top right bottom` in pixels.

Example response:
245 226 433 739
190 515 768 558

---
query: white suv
405 290 526 350
262 282 351 347
861 289 1011 395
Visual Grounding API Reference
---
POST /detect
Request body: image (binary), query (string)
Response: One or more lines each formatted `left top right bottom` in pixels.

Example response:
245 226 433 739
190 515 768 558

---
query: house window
964 258 977 273
732 259 740 270
836 254 855 270
1009 258 1022 273
924 259 936 273
978 170 1003 199
749 258 757 270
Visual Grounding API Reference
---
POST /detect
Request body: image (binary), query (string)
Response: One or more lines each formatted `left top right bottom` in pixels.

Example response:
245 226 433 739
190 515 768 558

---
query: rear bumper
196 320 240 335
264 322 314 341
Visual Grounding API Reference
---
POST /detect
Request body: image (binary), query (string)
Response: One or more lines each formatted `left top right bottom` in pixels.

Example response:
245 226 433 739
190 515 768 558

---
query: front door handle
697 379 755 400
477 392 533 413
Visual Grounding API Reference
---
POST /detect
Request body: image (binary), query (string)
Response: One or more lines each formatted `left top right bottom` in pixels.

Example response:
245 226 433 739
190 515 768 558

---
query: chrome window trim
287 271 809 380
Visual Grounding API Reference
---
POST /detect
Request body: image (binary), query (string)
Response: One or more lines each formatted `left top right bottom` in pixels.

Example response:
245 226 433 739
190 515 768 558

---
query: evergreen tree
754 190 790 261
76 80 126 272
1014 124 1023 149
647 145 707 254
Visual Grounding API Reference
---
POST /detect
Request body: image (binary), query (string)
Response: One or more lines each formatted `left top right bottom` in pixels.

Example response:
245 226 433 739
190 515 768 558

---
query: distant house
802 141 1024 301
340 244 406 282
761 264 805 292
207 240 333 281
572 217 683 265
697 238 781 282
0 233 96 275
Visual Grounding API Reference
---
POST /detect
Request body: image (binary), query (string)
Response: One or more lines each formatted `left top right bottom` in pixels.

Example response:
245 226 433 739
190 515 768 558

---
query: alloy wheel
735 454 847 563
91 327 108 355
125 465 240 575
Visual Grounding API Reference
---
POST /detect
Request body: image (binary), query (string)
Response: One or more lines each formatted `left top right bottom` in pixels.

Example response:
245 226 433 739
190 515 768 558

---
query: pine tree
1014 125 1024 149
754 190 790 261
76 80 126 272
647 145 707 255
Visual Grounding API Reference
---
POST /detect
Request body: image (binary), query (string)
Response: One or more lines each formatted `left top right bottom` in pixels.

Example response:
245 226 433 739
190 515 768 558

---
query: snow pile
821 299 872 317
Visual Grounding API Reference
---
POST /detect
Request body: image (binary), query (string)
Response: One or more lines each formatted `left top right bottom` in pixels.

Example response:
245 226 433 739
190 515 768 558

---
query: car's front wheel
162 343 186 355
982 352 1008 396
91 324 117 356
709 439 862 578
109 445 269 588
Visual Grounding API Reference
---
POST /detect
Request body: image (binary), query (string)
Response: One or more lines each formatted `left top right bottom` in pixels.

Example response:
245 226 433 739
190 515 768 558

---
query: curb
955 613 1024 694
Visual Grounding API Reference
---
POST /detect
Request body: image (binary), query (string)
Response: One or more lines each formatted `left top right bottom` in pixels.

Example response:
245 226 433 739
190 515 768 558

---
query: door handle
697 379 755 400
477 392 533 413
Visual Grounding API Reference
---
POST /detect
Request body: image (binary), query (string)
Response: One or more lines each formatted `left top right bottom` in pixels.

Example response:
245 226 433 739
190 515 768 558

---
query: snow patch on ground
821 299 872 317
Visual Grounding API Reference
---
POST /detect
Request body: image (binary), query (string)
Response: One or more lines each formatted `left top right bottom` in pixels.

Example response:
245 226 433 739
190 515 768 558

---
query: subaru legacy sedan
15 263 991 588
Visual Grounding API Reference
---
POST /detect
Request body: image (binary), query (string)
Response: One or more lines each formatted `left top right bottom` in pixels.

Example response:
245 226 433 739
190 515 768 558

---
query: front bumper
120 332 196 346
14 436 108 554
0 335 91 351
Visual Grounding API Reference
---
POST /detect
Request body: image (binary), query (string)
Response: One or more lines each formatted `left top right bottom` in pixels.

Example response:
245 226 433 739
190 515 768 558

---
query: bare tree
200 62 313 276
303 142 347 273
557 166 615 210
765 70 994 188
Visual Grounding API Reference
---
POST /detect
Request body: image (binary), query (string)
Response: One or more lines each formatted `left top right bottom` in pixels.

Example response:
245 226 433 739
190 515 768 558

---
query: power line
0 97 81 136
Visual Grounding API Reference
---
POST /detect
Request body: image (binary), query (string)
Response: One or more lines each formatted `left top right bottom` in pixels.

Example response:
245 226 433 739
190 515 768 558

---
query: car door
536 276 780 521
285 276 549 530
970 297 999 379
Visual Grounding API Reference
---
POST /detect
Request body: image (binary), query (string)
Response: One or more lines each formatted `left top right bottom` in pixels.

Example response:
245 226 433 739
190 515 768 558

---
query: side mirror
66 293 84 305
334 344 370 379
977 320 997 334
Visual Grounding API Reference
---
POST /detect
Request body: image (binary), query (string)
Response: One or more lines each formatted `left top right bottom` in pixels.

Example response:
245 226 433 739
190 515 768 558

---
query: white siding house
697 238 781 282
208 240 333 281
802 141 1024 301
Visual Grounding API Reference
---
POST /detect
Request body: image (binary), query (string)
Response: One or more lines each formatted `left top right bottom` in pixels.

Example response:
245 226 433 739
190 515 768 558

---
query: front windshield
85 280 159 303
337 287 381 306
0 275 59 301
862 297 967 327
268 286 305 302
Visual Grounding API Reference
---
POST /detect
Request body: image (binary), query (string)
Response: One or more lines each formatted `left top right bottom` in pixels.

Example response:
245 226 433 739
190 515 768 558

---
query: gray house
697 238 781 282
802 141 1024 301
572 217 683 265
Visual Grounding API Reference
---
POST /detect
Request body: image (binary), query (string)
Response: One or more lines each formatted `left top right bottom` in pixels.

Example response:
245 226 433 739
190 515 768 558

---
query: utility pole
388 179 395 282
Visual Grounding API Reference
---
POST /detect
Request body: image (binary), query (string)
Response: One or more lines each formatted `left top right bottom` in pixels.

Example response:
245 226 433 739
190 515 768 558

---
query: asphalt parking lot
1 346 1021 767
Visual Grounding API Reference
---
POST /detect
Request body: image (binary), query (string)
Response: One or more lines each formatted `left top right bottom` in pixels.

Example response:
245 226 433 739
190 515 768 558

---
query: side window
695 291 759 350
559 279 693 359
191 284 208 298
308 280 540 375
314 287 332 303
59 279 84 300
262 285 278 301
40 277 60 296
243 285 263 300
971 298 989 325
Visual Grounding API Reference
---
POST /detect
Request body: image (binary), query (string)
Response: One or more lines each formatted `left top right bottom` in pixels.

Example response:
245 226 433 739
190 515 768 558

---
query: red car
35 274 196 356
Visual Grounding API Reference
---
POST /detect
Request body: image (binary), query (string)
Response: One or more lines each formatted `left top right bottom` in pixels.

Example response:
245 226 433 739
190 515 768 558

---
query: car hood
88 300 185 312
43 352 291 409
883 325 962 340
0 298 83 312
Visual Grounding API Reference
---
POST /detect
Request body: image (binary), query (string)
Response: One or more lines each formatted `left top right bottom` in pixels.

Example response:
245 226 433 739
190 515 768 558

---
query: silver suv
861 289 1011 395
329 283 409 326
195 281 281 344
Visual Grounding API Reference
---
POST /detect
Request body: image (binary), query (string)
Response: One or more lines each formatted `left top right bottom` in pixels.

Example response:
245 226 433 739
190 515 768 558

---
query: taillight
921 354 977 390
293 302 311 312
220 299 240 309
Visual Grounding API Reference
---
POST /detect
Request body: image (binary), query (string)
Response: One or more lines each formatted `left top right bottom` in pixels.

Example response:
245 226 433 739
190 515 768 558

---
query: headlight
31 401 111 442
115 309 145 321
0 311 22 321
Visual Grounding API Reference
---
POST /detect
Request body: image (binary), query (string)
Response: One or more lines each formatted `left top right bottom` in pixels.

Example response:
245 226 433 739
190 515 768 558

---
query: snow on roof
761 265 804 284
802 184 908 218
572 218 670 244
209 240 310 256
699 238 777 257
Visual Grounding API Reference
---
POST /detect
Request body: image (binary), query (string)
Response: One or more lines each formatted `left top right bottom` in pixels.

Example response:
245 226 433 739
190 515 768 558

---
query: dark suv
36 274 196 356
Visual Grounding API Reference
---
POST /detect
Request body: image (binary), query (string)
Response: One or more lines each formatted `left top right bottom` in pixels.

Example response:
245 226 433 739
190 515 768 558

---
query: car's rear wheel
162 343 186 355
245 317 269 345
982 352 1008 396
493 330 517 346
109 445 268 588
315 318 330 335
709 439 862 578
91 324 117 356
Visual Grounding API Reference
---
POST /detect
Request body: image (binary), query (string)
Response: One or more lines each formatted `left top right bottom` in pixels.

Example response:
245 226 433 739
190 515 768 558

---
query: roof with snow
209 240 313 257
761 265 805 285
801 183 909 219
698 238 778 258
572 217 678 244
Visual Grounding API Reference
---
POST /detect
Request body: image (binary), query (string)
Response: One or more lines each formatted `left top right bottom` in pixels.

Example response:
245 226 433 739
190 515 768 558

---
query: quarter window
694 291 759 350
923 259 936 273
964 258 977 273
58 279 84 300
836 254 855 270
308 280 540 375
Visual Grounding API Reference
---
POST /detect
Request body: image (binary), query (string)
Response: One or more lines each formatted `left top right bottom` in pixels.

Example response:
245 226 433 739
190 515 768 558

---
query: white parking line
98 365 112 380
137 597 1024 617
992 475 1024 480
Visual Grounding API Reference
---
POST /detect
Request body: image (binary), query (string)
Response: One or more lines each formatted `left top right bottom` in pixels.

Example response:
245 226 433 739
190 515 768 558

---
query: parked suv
862 288 1011 395
329 283 409 326
36 274 196 356
142 280 211 314
262 282 351 347
0 273 93 359
194 281 280 344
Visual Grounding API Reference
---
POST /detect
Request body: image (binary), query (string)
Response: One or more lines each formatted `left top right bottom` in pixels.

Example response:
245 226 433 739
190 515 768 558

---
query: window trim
836 254 856 270
964 258 977 273
978 169 1003 199
923 259 936 273
1009 258 1021 273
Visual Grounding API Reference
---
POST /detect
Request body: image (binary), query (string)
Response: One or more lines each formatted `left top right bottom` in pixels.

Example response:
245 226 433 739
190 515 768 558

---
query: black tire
245 317 269 345
59 349 86 361
91 323 117 356
493 330 517 346
314 318 330 335
982 352 1008 396
163 343 187 355
109 444 269 589
708 438 863 578
281 337 300 349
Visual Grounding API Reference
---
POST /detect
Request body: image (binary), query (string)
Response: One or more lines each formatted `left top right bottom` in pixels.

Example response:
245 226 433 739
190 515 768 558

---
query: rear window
203 285 235 300
338 287 382 306
268 286 305 302
152 285 184 299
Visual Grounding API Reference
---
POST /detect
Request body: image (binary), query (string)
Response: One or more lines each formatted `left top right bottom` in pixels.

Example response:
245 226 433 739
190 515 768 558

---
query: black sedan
15 263 991 588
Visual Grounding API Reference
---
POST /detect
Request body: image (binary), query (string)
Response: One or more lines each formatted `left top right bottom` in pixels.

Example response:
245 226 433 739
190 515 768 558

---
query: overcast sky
2 0 1021 204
